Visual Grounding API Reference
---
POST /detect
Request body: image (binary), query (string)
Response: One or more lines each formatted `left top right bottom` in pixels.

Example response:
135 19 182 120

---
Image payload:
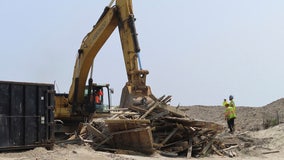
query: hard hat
229 95 234 100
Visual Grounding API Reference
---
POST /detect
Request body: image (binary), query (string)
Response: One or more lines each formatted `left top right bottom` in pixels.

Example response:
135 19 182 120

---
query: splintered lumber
161 95 172 104
152 124 177 132
106 119 150 131
146 100 156 109
150 94 165 101
160 140 185 148
160 128 179 146
128 105 148 114
200 137 215 156
86 123 106 139
111 127 151 135
79 135 93 143
139 102 159 119
262 150 280 154
187 139 193 159
160 151 178 157
222 145 239 151
149 111 169 120
164 117 223 132
146 94 166 109
68 94 238 158
189 127 196 132
211 144 223 156
159 105 186 117
94 136 113 150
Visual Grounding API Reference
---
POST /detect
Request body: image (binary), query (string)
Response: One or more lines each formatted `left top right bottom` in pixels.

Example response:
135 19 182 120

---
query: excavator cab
84 83 112 113
54 83 112 138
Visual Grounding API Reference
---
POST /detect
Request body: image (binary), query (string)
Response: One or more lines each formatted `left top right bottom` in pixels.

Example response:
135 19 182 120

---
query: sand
1 98 284 160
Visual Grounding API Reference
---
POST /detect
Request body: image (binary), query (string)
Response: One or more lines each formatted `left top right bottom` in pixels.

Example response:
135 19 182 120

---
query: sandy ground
1 98 284 160
1 140 284 160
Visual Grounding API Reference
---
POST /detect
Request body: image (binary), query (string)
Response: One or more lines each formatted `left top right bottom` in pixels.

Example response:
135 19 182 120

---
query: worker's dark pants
227 118 235 133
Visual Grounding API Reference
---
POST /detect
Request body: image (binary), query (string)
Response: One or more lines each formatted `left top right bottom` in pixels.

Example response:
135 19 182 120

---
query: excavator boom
56 0 153 118
68 6 118 108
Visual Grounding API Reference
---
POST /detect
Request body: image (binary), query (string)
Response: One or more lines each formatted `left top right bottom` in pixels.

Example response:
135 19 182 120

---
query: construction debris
67 95 241 158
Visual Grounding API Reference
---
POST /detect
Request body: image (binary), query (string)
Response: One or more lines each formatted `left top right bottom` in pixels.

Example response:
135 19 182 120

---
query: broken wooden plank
222 150 234 158
111 127 150 135
128 105 148 113
149 111 169 120
262 150 280 154
160 128 179 146
164 98 172 104
159 105 186 117
159 151 178 157
200 133 217 156
156 95 166 101
86 123 106 139
161 95 172 103
106 119 150 132
211 144 223 156
164 117 223 132
110 113 120 119
94 136 113 150
139 102 159 119
189 127 196 132
222 145 239 151
160 140 185 148
187 139 193 159
78 135 93 143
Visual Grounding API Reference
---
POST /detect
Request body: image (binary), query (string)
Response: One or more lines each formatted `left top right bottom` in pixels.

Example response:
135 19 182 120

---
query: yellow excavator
54 0 153 133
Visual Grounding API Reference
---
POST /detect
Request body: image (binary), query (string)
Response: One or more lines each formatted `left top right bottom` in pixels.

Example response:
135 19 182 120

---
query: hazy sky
1 0 284 107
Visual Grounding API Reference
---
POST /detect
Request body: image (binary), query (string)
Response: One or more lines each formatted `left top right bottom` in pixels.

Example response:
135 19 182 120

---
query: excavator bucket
119 84 154 109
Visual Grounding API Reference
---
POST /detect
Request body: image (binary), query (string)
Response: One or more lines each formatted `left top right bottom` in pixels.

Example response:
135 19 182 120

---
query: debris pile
68 95 241 158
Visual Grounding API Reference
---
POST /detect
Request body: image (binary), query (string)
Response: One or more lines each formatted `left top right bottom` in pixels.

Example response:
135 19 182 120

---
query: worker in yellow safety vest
224 102 236 133
229 95 236 118
222 99 228 107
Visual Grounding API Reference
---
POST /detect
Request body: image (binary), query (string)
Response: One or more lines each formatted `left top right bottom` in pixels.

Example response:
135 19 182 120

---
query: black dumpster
0 81 54 150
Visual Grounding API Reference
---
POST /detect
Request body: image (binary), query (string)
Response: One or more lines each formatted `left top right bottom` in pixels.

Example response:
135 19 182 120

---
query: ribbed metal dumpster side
0 81 54 150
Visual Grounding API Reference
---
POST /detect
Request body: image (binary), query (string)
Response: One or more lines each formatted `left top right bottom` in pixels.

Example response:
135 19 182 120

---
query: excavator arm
68 6 118 107
116 0 152 108
68 0 152 114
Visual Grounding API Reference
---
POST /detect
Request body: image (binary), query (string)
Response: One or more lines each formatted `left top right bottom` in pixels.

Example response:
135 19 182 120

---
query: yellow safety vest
230 100 237 117
225 106 235 119
223 101 228 107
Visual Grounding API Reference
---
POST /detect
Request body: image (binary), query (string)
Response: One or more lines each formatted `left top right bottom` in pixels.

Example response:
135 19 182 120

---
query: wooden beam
86 123 106 139
128 105 148 113
161 95 172 103
211 144 223 156
200 134 217 156
187 139 193 159
160 128 179 146
139 102 159 119
94 136 113 150
149 111 169 120
222 145 239 151
159 105 186 117
262 150 280 154
105 119 150 125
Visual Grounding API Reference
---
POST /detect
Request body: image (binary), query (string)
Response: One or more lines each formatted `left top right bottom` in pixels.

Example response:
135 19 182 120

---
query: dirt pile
180 98 284 132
